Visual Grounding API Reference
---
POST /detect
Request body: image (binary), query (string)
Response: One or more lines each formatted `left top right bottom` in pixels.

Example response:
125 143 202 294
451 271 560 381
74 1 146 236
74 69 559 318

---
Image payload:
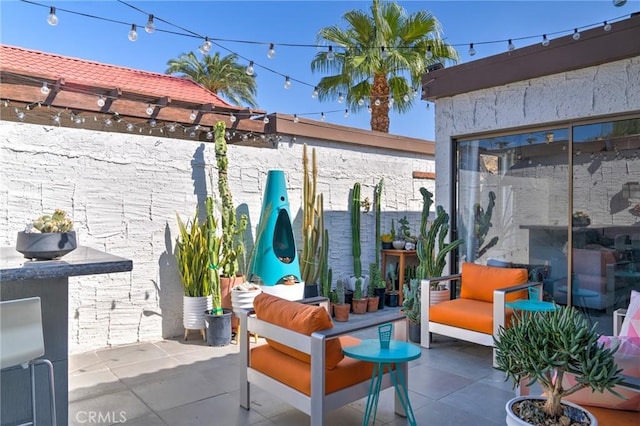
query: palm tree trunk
370 73 390 133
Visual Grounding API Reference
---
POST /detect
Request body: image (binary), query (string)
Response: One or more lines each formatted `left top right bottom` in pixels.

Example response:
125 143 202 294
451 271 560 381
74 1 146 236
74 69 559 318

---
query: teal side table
505 299 558 312
342 339 421 426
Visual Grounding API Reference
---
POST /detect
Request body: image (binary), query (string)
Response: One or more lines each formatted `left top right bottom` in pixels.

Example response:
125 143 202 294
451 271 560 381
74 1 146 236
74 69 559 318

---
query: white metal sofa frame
238 298 409 426
420 274 542 367
0 296 57 426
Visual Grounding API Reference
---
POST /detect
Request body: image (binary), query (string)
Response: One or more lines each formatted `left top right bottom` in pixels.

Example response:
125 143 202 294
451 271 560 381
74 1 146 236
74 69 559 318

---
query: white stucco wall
434 57 640 217
0 122 434 353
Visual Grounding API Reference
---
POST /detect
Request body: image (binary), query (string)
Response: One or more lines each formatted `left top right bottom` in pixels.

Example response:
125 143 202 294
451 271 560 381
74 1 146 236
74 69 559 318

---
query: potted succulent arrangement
16 209 77 260
385 263 399 307
381 233 393 249
495 306 622 426
351 278 368 314
332 279 350 322
402 279 421 343
176 206 212 341
369 262 386 310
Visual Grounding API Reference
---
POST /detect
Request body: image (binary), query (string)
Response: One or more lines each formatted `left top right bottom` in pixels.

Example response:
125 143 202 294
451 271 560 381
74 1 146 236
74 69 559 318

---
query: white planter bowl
260 282 305 301
183 295 212 330
392 240 406 250
505 396 597 426
231 287 262 313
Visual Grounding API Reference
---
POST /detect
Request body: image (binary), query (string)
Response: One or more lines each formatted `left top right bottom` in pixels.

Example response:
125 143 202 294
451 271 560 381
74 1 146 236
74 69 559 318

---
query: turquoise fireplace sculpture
249 170 301 285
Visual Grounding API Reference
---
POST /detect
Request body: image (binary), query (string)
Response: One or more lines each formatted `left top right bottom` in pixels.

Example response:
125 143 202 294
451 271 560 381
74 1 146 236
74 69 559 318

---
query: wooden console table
381 249 418 305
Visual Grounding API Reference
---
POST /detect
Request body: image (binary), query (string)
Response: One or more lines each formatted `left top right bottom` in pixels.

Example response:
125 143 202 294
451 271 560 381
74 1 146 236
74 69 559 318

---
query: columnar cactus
374 178 383 266
336 279 345 305
214 121 248 278
206 196 223 313
351 182 362 278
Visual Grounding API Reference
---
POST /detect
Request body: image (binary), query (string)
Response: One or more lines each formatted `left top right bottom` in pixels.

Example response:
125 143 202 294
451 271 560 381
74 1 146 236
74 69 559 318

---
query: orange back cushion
253 293 344 369
459 262 528 302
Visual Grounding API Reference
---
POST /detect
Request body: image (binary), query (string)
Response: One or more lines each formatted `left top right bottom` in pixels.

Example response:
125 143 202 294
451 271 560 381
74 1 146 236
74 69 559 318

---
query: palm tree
166 52 258 109
311 0 457 133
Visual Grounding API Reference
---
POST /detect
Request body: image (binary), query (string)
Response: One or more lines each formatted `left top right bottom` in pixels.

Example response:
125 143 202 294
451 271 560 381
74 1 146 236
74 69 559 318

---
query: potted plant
366 264 380 313
16 209 77 260
385 263 399 307
402 279 421 343
351 278 368 314
369 262 386 310
381 233 393 249
176 206 212 341
332 279 350 322
495 306 622 425
415 187 464 303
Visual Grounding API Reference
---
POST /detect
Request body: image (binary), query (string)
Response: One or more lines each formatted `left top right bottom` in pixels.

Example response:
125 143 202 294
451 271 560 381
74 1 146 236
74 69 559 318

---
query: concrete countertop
0 245 133 282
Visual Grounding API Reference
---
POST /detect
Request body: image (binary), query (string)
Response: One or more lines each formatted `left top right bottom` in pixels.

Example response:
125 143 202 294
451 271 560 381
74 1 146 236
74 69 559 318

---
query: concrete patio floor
68 330 522 426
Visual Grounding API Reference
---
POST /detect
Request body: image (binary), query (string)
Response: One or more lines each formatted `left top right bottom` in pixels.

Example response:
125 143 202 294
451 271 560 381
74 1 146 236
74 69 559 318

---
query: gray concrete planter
15 231 77 260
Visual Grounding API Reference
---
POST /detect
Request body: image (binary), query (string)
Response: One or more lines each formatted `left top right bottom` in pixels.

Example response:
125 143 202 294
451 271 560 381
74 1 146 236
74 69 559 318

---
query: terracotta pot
352 298 368 314
333 303 350 322
367 296 379 312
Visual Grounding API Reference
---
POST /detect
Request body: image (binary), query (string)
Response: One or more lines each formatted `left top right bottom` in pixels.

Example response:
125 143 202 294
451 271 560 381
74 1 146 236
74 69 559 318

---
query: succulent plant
401 280 420 324
30 209 74 233
336 279 345 305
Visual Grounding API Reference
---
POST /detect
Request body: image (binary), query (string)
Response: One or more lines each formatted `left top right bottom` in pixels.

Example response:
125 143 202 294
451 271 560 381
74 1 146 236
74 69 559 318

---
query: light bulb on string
381 46 388 59
293 114 299 123
426 46 433 59
145 14 155 33
403 93 410 102
104 118 113 127
344 109 349 118
189 131 196 138
206 131 213 140
97 96 106 107
126 123 134 132
320 112 325 122
149 119 156 127
311 87 319 98
327 46 335 60
267 43 276 59
263 116 270 124
507 39 515 51
199 37 212 54
374 98 381 106
47 7 58 26
189 110 197 121
367 105 372 114
388 97 394 108
128 24 138 42
468 43 476 56
358 98 365 106
52 114 61 125
146 104 154 115
284 76 291 89
572 29 581 40
168 124 176 132
229 113 236 123
603 21 612 32
40 82 50 95
16 110 26 121
246 61 255 76
542 34 550 46
338 93 344 103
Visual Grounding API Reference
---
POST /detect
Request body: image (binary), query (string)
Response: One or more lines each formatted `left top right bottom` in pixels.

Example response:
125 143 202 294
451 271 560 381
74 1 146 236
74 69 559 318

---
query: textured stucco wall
0 122 434 353
434 57 640 219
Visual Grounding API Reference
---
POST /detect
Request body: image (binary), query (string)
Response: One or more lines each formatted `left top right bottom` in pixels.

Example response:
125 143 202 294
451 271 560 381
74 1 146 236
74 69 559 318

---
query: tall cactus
374 178 383 267
351 182 362 278
416 187 464 283
214 121 248 278
300 144 327 286
206 196 223 314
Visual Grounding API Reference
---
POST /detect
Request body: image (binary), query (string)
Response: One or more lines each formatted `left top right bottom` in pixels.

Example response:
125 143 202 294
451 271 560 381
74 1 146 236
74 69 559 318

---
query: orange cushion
582 405 639 425
253 292 344 369
459 262 528 303
429 298 516 334
251 336 373 396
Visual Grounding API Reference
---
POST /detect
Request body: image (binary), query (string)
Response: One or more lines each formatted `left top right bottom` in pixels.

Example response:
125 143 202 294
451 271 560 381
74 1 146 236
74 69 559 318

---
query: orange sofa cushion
581 405 639 425
251 336 373 396
253 293 344 369
430 298 517 334
459 262 528 303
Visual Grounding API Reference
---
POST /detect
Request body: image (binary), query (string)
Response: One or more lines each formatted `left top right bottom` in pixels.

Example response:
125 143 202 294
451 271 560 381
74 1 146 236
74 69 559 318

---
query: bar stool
1 297 57 426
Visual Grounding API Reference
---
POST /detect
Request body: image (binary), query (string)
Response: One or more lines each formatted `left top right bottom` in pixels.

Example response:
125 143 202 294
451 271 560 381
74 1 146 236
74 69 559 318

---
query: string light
189 110 197 120
199 37 211 54
128 24 138 42
374 98 381 106
293 114 299 123
468 43 476 56
358 98 365 106
367 105 372 113
327 45 335 60
311 87 318 98
508 39 515 51
47 7 58 26
97 96 106 107
381 46 388 59
146 104 154 115
149 119 156 127
572 28 581 40
229 113 236 123
388 97 394 108
284 76 291 89
40 82 50 95
338 93 344 103
263 116 269 124
246 61 255 76
402 93 410 102
344 109 349 118
127 123 134 131
603 21 612 31
267 43 276 59
426 46 433 59
542 34 550 46
320 112 325 122
144 14 155 33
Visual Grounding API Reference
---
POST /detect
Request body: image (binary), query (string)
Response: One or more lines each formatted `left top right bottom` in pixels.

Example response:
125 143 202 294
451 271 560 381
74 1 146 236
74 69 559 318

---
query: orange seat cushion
251 336 374 396
459 262 528 303
429 298 516 334
253 293 344 369
582 405 640 425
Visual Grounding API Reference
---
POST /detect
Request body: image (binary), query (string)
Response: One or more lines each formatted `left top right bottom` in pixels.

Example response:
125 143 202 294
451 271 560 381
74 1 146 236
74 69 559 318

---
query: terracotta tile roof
0 44 233 108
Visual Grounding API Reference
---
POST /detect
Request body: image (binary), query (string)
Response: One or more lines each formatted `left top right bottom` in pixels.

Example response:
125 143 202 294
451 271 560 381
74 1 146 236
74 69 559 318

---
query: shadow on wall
237 203 254 277
157 223 183 338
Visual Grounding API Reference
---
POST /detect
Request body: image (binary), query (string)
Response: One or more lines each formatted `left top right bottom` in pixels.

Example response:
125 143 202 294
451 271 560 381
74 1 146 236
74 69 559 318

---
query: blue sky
1 0 637 140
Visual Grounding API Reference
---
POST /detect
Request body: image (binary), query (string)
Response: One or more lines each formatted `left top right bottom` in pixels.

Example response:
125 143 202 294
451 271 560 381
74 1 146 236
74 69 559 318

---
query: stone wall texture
0 122 434 353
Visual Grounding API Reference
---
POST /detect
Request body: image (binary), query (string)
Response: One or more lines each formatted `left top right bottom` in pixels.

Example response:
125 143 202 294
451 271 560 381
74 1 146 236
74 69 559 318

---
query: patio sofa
420 262 538 366
237 293 408 426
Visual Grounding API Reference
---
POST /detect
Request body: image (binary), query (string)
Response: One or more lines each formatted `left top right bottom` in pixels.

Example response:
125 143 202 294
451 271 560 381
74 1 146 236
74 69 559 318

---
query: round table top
342 339 421 363
505 299 559 312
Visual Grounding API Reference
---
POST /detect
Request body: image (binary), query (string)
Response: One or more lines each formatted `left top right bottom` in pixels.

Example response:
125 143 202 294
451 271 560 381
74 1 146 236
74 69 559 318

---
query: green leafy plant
351 182 362 278
369 262 385 289
30 209 73 232
176 208 211 298
374 178 383 265
390 218 396 241
398 216 411 240
415 187 464 286
354 278 363 300
495 306 622 419
401 280 420 324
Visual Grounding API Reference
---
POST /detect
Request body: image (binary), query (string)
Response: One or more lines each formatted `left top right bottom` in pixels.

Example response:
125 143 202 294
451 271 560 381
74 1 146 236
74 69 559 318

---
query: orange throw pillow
459 262 528 302
253 293 344 369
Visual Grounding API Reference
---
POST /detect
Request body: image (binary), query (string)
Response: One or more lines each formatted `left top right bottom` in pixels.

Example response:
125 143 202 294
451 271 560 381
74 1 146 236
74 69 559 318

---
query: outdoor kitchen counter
0 245 133 426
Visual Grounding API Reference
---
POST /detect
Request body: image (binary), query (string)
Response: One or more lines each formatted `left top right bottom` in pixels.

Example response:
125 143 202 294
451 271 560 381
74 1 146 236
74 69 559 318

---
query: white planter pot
231 287 262 313
260 282 304 301
430 288 450 305
183 295 212 330
505 396 597 426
